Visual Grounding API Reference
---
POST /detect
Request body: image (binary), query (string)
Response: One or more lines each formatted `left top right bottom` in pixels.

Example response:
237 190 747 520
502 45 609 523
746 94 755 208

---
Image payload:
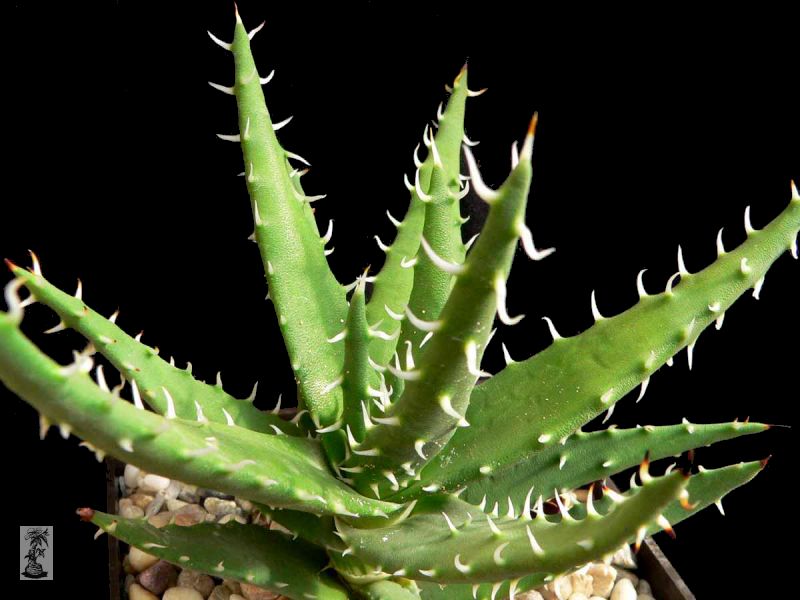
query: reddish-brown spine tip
760 455 772 469
663 524 676 539
4 258 18 272
76 507 95 522
528 112 539 137
634 540 643 553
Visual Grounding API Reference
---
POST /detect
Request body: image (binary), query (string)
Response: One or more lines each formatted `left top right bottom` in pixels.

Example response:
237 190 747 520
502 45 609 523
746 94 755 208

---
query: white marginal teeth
677 245 689 276
517 221 555 261
466 340 491 378
463 145 499 202
420 237 465 275
208 81 235 95
495 275 524 325
415 169 432 201
207 30 232 50
404 306 442 331
247 21 265 40
260 70 275 85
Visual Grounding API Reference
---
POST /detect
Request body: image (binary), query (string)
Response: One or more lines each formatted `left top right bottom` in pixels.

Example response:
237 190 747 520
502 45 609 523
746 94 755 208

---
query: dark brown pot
105 458 694 600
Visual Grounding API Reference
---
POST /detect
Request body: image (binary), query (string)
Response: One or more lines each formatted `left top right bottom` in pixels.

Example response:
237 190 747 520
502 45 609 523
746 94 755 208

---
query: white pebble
230 596 246 600
587 564 617 598
163 588 205 600
140 473 172 493
569 595 590 600
611 545 637 569
119 499 145 519
637 581 651 595
545 577 573 600
570 572 594 596
128 547 159 572
129 583 159 600
167 498 188 512
164 479 182 500
610 579 637 600
616 570 639 587
590 597 607 600
124 464 141 489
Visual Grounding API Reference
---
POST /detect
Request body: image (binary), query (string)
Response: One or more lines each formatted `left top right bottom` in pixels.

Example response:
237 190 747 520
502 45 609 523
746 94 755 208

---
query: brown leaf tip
76 507 95 522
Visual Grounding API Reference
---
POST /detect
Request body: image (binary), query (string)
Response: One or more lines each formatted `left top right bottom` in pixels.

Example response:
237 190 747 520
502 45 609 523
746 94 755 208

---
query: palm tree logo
21 527 49 579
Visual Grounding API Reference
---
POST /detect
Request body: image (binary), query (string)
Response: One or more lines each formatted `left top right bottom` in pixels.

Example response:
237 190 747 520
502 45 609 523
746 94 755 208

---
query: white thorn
511 140 520 169
207 30 232 50
220 407 235 426
509 579 520 600
493 541 510 565
418 569 436 578
716 228 726 257
285 151 310 166
361 400 375 430
714 311 726 330
687 341 696 370
559 455 567 470
636 377 650 403
194 400 208 423
753 276 765 300
404 306 442 331
404 340 416 370
419 331 434 347
400 256 417 268
791 234 798 259
208 81 235 95
682 416 696 433
216 132 240 142
259 70 275 85
792 180 800 201
677 245 690 276
430 136 443 168
373 414 400 426
464 233 480 252
453 180 471 201
442 512 458 533
216 371 224 388
321 376 344 395
353 446 381 457
384 304 405 321
506 496 516 519
414 168 432 202
414 440 426 459
463 133 480 147
247 20 265 40
666 356 674 367
466 340 491 378
422 124 432 148
740 257 752 275
715 499 726 516
374 235 391 252
590 290 605 321
665 272 680 295
554 491 573 520
74 279 83 301
403 172 415 192
636 269 649 298
501 342 517 365
708 301 721 313
439 394 469 427
369 325 400 341
463 145 499 202
468 87 488 97
542 316 562 341
273 115 293 131
118 438 133 452
526 524 545 555
521 487 535 521
412 143 423 168
326 329 347 343
586 487 599 517
744 205 756 235
495 275 525 325
485 515 502 535
44 320 67 334
420 237 465 274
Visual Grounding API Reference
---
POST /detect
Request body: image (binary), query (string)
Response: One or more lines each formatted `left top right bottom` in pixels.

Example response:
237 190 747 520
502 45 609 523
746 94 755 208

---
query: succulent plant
2 9 798 600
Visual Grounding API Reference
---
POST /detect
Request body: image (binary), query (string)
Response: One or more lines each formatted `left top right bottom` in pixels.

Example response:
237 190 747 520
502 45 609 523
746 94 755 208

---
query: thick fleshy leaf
87 510 348 600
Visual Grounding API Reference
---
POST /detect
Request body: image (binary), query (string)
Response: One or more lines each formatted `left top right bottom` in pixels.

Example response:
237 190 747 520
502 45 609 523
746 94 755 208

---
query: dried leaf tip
3 258 18 272
760 455 772 469
76 507 95 522
520 112 538 161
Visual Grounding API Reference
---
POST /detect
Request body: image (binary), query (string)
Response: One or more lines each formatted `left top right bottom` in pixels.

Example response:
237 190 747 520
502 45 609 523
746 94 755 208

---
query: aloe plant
2 9 798 600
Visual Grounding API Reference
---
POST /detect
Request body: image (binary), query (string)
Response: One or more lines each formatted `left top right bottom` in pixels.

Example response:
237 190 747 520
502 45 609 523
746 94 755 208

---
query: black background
5 1 797 598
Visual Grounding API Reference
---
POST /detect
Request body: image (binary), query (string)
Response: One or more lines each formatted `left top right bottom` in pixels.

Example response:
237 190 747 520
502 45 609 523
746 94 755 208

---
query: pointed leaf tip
4 258 18 272
76 507 95 522
760 455 772 469
528 112 539 137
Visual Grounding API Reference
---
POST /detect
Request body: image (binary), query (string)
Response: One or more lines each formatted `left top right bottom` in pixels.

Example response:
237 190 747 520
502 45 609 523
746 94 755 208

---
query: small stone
611 545 637 569
569 595 589 600
210 585 233 600
587 564 617 598
610 579 637 600
570 572 593 596
119 498 145 519
164 588 205 600
129 493 156 509
544 577 573 600
164 479 183 500
224 579 242 593
231 596 246 600
615 570 639 587
129 582 159 600
590 597 607 600
636 596 655 600
178 483 200 503
125 574 136 593
168 498 189 512
138 560 178 595
124 464 141 490
178 569 216 597
123 554 136 575
204 497 239 517
636 581 651 595
140 473 171 493
517 593 544 600
145 493 166 517
240 582 281 600
174 504 208 527
128 547 159 572
236 498 253 512
148 510 175 529
218 513 248 525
